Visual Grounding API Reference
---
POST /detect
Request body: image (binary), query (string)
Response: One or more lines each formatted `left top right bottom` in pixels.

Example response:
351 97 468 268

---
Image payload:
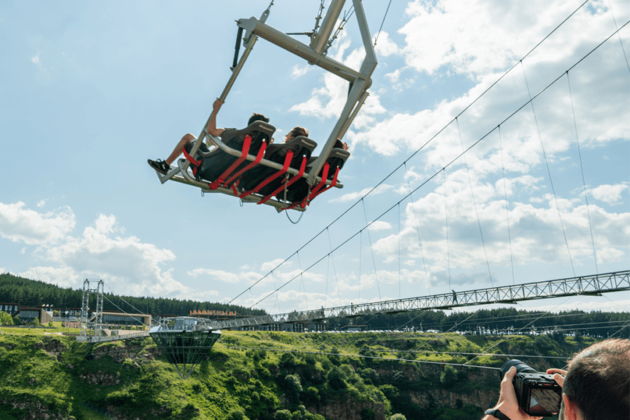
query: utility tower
80 279 104 338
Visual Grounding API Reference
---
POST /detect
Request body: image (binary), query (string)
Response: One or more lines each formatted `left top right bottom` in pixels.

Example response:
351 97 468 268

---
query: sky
1 0 629 317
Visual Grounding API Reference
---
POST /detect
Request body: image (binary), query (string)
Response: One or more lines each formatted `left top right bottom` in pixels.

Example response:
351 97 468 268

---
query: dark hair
248 113 269 126
287 126 308 138
563 339 630 420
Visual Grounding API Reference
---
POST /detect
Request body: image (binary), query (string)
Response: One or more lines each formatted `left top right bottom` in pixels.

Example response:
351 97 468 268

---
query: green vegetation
0 328 596 419
327 307 630 338
0 311 13 326
0 273 264 317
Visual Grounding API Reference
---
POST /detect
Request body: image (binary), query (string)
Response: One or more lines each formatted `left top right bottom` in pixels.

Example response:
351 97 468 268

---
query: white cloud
368 220 392 232
19 266 78 288
43 214 184 297
31 55 40 65
289 35 386 130
374 32 401 57
330 183 394 203
0 202 75 245
0 201 191 298
398 0 620 80
188 268 260 284
588 183 629 205
368 171 630 279
291 64 310 78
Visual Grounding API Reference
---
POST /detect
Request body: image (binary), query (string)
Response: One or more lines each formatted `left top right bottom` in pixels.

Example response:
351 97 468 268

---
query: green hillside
0 329 594 420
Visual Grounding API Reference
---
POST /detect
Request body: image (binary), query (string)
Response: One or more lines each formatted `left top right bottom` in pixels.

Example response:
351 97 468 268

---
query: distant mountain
0 273 265 317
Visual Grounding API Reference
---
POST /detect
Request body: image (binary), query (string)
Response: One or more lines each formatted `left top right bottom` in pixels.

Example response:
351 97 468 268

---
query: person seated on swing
147 98 270 174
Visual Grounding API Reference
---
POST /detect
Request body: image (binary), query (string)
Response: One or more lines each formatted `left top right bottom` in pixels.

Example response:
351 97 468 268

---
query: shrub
0 311 13 326
274 409 293 420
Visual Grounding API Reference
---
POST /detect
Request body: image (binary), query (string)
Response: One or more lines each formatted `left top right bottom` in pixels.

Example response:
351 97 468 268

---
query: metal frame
211 270 630 329
166 0 376 209
80 279 104 338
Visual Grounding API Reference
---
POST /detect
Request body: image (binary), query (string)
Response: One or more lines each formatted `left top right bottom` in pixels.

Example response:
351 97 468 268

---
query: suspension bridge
212 270 630 329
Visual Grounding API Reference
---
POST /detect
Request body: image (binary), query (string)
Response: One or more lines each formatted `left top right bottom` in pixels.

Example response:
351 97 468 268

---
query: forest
0 273 264 317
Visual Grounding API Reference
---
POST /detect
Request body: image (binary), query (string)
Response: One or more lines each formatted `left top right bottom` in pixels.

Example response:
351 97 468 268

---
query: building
101 311 152 327
17 305 54 324
0 303 19 316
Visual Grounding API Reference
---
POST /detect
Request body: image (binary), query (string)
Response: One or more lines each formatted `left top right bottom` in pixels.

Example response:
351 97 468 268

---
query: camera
501 359 562 417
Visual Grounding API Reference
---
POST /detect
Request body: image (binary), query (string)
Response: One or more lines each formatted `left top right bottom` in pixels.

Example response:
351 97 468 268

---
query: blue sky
1 0 629 316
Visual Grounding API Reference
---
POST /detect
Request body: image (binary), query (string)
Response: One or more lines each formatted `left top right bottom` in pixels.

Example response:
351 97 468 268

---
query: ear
562 394 581 420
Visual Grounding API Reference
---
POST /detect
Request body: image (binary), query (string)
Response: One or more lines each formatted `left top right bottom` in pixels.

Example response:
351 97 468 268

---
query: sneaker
147 159 170 174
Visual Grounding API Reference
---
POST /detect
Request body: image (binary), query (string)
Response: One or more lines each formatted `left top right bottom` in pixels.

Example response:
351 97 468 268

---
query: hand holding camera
484 360 564 420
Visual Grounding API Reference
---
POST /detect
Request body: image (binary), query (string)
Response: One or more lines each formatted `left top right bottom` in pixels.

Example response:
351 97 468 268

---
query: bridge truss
212 270 630 330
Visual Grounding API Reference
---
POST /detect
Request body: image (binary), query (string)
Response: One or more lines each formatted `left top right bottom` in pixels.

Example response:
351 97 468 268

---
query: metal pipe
306 78 369 184
338 90 369 138
310 0 346 54
238 17 363 83
305 0 377 184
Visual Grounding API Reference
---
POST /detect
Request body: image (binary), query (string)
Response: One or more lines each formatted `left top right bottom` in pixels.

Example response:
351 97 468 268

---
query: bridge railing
210 270 630 330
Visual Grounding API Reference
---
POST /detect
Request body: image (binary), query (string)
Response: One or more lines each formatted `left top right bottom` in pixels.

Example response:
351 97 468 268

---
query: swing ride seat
171 127 345 212
238 135 318 197
283 148 350 206
194 120 275 185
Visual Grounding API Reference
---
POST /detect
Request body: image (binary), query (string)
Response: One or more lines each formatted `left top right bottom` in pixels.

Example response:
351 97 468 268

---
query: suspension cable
102 295 146 326
455 117 494 285
373 0 393 47
521 61 576 277
361 199 382 300
566 71 599 273
497 125 517 284
326 4 355 53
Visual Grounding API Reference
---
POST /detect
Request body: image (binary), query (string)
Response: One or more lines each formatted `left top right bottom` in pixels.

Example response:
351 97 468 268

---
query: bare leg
165 133 196 165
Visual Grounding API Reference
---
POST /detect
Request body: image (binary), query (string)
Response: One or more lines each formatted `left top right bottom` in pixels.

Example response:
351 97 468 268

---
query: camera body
501 360 562 417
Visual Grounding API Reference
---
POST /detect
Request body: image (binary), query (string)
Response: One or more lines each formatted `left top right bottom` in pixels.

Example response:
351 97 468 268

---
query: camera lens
501 359 537 375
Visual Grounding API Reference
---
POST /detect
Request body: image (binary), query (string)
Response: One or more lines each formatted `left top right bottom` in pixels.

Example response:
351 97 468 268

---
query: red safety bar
258 155 308 205
182 142 203 177
223 140 267 187
306 163 330 200
239 151 294 198
307 165 340 202
281 164 341 212
209 134 252 190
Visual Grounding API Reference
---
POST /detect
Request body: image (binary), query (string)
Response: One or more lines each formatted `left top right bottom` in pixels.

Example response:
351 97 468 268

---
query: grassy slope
0 329 594 420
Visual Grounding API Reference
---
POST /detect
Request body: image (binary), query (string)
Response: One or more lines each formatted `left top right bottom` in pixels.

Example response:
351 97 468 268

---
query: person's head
561 338 630 420
248 113 270 126
285 126 308 142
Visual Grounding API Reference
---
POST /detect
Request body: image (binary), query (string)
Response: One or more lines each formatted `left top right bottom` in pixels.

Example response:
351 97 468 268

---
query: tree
0 311 13 326
283 374 303 404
